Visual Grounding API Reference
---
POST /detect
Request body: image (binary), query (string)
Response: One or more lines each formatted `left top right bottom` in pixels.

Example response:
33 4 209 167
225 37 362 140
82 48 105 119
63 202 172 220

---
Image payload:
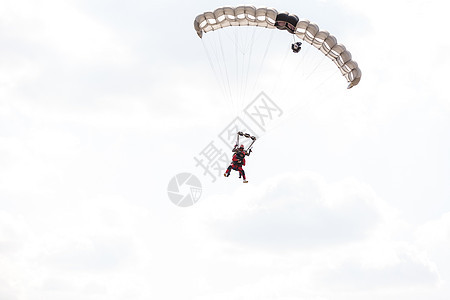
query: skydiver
224 145 250 183
292 41 302 53
232 144 251 156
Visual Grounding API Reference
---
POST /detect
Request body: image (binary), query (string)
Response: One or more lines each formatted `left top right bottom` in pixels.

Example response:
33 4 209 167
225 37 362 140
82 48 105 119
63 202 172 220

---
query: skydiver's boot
242 172 247 183
240 170 246 182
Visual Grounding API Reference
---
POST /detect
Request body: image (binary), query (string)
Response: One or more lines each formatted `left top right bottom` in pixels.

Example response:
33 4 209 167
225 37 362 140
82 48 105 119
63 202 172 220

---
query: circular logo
167 173 202 207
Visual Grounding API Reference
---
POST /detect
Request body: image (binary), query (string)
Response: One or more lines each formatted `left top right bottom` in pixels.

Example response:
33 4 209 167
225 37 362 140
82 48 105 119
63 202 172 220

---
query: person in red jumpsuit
224 145 250 183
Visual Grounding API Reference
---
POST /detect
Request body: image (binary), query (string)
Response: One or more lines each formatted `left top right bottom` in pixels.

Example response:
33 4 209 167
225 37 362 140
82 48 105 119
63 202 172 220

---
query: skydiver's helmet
239 145 244 150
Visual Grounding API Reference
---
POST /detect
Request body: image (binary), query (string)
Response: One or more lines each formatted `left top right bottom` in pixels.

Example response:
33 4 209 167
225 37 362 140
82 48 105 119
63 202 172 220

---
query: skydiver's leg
239 168 248 183
239 168 246 180
224 165 232 177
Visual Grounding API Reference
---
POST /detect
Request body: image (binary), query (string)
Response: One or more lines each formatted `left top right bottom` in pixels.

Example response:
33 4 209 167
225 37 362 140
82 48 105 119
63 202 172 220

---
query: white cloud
416 212 450 248
179 172 443 298
193 173 382 249
0 195 162 299
0 0 134 65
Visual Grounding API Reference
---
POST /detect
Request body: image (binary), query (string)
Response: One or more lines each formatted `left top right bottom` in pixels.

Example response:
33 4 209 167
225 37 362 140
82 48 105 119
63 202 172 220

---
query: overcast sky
1 0 450 299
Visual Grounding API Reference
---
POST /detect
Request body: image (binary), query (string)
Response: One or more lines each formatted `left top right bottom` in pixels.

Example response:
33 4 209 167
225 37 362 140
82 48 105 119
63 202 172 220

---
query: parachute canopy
194 6 361 89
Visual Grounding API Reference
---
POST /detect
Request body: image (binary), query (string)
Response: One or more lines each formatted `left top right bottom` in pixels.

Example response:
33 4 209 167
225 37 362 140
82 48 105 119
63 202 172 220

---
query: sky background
1 0 450 299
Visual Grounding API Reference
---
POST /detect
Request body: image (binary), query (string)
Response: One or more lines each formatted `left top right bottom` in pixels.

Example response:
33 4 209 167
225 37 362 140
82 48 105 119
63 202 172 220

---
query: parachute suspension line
240 52 246 119
294 38 313 80
276 40 315 101
239 45 247 118
277 40 332 105
214 29 242 116
234 28 240 119
216 26 251 118
233 27 249 118
302 53 328 83
208 33 231 103
273 68 342 132
270 75 338 134
292 68 343 115
217 30 236 115
201 38 229 109
263 76 335 136
230 27 256 121
265 41 341 134
235 27 250 117
293 39 309 71
241 26 257 117
270 39 292 96
238 28 249 119
250 29 275 98
234 27 247 120
311 67 341 92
